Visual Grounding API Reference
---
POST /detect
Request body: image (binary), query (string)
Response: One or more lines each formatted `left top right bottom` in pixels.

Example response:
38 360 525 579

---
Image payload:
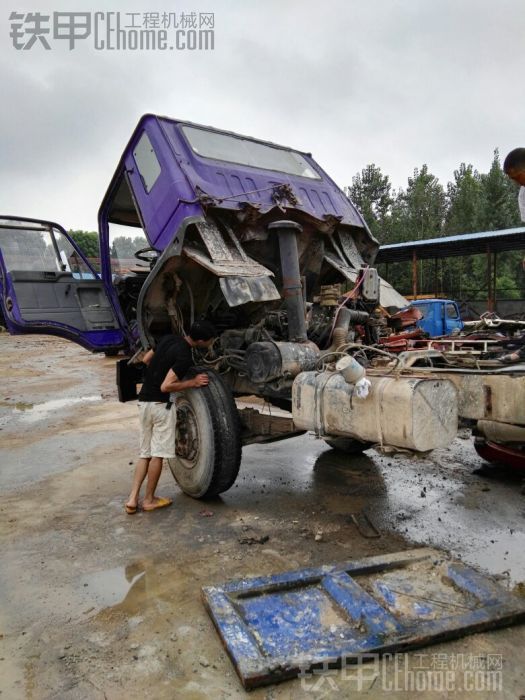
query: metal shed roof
376 226 525 263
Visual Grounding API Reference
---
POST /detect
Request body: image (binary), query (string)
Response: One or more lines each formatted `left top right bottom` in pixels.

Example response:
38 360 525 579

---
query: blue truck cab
411 299 464 337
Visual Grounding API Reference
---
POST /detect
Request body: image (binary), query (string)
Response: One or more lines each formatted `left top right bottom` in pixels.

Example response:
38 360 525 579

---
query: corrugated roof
376 226 525 263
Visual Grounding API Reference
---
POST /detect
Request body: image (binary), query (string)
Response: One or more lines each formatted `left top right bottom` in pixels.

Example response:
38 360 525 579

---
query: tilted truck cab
0 114 459 498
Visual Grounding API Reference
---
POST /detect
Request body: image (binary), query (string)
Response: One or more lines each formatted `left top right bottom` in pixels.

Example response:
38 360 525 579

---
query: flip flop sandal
125 504 138 514
142 497 172 512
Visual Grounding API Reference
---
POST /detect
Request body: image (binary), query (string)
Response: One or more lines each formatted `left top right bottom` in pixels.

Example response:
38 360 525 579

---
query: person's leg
142 457 164 507
126 457 151 510
126 402 153 511
142 404 176 509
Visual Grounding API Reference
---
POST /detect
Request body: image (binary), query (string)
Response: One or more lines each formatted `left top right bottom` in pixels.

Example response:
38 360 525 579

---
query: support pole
486 244 493 312
493 250 498 314
412 250 418 299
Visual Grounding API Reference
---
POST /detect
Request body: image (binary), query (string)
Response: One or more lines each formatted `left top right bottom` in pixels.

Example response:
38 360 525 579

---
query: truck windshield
182 126 321 179
415 303 431 318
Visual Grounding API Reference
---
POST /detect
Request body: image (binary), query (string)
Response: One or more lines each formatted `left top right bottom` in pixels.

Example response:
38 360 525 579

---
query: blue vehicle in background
411 298 464 337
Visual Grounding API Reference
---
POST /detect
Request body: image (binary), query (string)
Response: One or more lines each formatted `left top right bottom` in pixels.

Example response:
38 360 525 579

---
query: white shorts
138 401 177 459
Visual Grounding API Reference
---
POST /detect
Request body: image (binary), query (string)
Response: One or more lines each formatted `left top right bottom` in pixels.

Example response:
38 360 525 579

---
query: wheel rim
175 399 200 469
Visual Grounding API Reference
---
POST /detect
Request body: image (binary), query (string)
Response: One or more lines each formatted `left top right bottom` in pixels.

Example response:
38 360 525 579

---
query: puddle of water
0 400 34 411
81 565 145 609
13 395 102 424
0 400 38 428
366 447 525 585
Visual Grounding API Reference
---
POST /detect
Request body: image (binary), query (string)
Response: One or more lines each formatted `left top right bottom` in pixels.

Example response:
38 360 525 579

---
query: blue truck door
0 217 126 353
412 301 433 335
443 300 463 334
413 300 463 337
204 547 525 689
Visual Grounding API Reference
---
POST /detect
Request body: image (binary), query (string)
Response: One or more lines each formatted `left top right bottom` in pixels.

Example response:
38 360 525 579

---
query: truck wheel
323 437 373 454
167 369 242 498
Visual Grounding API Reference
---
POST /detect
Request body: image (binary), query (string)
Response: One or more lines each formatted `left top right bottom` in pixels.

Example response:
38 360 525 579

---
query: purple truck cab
0 114 413 498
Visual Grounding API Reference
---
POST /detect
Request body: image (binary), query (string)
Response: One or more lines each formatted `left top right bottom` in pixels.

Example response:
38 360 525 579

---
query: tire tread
187 367 242 498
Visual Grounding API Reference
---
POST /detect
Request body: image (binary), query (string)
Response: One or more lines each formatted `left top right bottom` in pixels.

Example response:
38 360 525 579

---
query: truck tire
167 369 242 498
323 437 373 454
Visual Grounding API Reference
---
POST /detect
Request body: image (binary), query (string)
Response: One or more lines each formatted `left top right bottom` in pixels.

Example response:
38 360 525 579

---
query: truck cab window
133 132 161 193
446 303 459 319
416 303 430 318
0 221 92 278
182 125 321 179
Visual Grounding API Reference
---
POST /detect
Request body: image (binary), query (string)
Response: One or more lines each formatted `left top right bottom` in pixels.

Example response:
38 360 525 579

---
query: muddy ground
1 334 524 699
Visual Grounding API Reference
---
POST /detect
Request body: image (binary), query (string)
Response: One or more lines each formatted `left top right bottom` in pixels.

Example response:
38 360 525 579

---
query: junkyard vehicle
377 305 525 470
0 115 468 497
411 298 463 337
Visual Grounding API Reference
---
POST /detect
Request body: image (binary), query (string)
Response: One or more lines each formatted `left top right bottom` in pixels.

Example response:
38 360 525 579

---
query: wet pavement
1 334 524 699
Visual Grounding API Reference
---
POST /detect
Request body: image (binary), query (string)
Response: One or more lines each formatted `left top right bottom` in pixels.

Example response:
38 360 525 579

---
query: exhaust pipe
268 220 307 342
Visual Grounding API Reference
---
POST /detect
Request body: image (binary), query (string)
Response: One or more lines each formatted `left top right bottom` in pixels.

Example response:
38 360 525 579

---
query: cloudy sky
1 0 524 231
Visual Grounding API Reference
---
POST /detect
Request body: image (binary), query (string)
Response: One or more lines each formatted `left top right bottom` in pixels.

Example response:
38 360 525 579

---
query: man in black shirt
125 320 217 513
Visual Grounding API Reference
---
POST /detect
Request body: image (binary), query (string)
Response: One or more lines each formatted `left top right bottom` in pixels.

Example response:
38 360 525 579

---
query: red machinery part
474 438 525 470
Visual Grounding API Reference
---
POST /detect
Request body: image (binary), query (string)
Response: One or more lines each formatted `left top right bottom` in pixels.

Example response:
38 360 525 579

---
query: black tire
167 369 242 498
323 437 373 454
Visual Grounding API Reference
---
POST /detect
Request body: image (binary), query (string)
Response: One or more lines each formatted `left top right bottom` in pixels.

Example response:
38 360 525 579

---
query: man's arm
161 369 209 393
142 349 155 366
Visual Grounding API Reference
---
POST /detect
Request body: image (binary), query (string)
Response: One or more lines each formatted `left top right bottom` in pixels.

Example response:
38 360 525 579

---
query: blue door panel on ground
202 548 525 689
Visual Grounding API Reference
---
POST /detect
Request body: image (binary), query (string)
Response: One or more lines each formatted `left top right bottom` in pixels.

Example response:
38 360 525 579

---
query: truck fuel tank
292 371 458 452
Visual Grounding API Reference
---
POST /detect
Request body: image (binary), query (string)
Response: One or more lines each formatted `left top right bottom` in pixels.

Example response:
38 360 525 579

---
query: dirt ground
1 334 524 699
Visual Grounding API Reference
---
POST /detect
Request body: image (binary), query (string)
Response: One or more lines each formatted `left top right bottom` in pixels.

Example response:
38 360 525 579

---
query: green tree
352 152 524 302
69 230 99 258
401 164 446 240
467 151 523 300
347 164 393 240
382 166 446 293
441 164 484 298
479 149 522 231
383 190 409 244
445 163 484 234
495 272 521 300
111 235 148 258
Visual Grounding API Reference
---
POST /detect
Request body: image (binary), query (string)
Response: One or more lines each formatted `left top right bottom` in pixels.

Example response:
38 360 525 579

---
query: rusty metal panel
337 229 364 269
324 250 358 281
203 548 525 690
219 276 280 307
446 373 525 424
183 244 275 278
323 252 408 309
195 219 233 261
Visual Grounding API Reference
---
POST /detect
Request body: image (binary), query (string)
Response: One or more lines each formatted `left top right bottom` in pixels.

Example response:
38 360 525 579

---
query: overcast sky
1 0 524 231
